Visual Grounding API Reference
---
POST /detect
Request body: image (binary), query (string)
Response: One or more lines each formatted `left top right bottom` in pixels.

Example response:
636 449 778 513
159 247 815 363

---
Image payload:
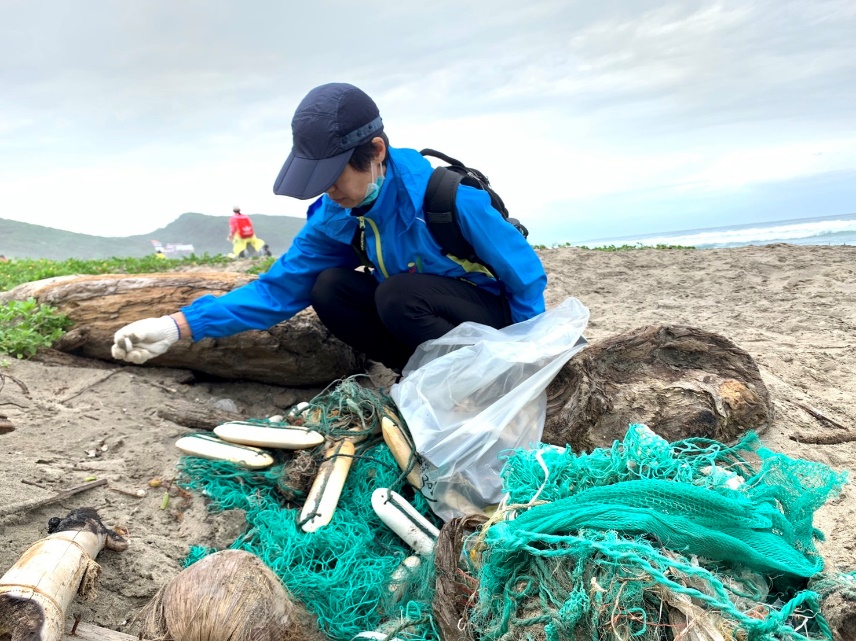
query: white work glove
111 316 180 364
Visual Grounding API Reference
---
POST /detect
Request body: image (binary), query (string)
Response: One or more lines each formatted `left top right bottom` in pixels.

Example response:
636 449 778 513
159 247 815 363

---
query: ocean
574 213 856 250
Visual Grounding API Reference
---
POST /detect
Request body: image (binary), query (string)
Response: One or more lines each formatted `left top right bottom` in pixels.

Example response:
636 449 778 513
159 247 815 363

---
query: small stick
789 431 856 445
59 370 120 404
0 399 29 408
807 345 853 350
0 479 107 519
0 372 31 396
792 400 848 431
21 479 48 489
108 486 147 498
141 379 178 394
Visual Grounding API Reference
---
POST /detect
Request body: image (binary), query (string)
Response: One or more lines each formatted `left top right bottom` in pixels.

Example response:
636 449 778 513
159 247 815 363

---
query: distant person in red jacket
227 206 267 258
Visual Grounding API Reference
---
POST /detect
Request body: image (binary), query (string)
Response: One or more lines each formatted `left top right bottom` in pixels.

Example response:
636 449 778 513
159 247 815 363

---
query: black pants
310 269 512 370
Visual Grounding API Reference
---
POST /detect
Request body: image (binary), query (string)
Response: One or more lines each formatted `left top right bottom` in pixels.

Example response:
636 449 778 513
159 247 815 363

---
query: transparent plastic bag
390 297 589 521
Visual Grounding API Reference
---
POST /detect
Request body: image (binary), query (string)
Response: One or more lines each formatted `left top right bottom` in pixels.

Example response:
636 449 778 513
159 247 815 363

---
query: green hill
0 213 305 260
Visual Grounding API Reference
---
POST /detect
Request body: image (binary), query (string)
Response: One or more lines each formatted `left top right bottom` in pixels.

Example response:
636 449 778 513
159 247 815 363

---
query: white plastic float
371 488 439 555
174 433 274 469
214 421 325 449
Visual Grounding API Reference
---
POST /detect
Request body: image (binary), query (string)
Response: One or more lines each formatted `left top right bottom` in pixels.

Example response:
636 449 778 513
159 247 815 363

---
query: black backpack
351 149 528 274
420 148 528 269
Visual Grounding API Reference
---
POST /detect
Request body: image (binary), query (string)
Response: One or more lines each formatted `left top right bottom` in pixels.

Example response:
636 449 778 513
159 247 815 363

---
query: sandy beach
1 243 854 635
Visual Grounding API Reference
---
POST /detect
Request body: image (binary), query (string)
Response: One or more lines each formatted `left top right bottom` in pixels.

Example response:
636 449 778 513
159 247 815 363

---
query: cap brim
272 149 353 200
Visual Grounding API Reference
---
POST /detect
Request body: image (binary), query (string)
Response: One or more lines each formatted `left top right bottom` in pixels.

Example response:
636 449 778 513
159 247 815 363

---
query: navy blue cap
273 83 384 200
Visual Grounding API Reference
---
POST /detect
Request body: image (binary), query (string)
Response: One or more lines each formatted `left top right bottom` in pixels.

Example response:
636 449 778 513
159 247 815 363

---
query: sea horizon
570 212 856 249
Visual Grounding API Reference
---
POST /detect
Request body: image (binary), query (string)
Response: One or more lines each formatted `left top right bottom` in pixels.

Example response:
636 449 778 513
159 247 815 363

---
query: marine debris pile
172 377 850 641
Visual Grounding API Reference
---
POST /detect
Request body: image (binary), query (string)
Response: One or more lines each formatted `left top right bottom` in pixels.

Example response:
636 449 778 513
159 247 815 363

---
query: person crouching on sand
110 82 547 371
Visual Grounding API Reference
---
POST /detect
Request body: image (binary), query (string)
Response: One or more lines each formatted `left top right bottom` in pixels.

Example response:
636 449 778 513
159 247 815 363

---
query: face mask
358 163 385 207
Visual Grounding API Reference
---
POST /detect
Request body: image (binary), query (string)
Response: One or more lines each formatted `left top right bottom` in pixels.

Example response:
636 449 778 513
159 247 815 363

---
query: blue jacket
182 147 547 339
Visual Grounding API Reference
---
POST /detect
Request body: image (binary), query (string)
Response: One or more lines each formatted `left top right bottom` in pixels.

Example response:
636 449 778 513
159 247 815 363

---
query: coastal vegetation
0 254 275 360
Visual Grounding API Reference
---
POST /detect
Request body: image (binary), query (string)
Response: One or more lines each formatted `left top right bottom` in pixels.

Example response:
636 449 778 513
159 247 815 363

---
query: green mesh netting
178 377 440 641
471 424 849 641
175 378 850 641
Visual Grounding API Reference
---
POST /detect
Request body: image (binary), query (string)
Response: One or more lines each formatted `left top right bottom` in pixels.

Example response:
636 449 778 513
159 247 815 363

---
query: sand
0 243 854 634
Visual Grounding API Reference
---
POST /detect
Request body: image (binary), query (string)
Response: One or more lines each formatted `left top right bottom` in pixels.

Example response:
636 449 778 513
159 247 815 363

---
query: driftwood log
544 324 773 451
0 508 128 641
0 273 365 386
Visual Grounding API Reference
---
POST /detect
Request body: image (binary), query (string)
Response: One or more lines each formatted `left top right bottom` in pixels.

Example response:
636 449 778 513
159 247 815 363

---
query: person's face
326 137 385 209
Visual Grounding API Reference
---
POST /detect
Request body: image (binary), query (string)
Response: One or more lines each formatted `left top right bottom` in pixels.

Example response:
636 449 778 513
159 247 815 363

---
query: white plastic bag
390 297 589 521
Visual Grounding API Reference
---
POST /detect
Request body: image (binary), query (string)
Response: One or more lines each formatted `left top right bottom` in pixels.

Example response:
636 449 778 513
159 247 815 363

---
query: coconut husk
432 514 488 641
135 549 324 641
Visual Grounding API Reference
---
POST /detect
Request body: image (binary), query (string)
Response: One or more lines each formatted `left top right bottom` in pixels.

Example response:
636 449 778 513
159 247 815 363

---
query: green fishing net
473 424 849 641
175 377 849 641
178 377 440 641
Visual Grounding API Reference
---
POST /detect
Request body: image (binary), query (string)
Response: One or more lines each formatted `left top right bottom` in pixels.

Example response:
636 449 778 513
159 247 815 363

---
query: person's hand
111 316 180 364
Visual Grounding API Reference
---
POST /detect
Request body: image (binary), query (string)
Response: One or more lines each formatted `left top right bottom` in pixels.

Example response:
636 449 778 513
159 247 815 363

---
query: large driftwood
0 273 365 386
544 324 773 451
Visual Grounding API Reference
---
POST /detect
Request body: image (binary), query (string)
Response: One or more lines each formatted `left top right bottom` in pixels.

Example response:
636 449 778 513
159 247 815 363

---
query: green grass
0 253 279 292
0 253 277 359
0 298 73 359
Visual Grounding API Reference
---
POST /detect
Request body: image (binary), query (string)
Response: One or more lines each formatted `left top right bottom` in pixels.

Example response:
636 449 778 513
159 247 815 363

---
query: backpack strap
350 221 376 271
423 166 478 262
420 148 465 169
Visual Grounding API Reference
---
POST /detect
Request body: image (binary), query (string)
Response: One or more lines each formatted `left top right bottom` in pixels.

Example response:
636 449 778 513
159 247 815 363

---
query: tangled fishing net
178 377 440 640
471 425 849 641
175 376 849 641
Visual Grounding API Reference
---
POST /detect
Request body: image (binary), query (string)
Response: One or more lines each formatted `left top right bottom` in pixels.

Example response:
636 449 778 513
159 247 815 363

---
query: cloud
0 0 854 239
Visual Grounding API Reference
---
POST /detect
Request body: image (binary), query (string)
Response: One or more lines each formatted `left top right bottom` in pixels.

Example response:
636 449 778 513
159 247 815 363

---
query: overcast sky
1 0 854 245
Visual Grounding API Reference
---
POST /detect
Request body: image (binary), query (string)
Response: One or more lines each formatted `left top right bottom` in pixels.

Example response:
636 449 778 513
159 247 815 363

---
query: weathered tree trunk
0 508 128 641
544 324 773 451
0 274 365 386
